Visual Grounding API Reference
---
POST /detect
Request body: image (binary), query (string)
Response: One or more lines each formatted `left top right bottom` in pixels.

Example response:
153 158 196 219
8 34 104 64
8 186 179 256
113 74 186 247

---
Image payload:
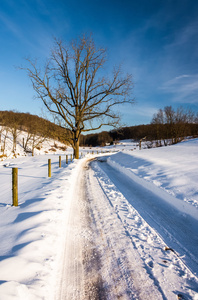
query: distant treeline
79 124 197 147
1 107 198 149
80 106 198 147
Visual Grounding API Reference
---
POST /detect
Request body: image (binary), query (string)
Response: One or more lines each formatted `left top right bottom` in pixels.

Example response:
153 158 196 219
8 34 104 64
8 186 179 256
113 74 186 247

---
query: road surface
56 158 198 300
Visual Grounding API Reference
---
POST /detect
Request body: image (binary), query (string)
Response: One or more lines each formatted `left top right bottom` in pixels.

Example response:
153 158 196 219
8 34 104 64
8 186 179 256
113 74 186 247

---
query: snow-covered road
57 158 198 299
57 159 162 299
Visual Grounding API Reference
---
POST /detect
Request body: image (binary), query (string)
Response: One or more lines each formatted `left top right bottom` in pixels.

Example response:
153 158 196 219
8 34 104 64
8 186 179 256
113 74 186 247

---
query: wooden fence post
59 156 61 168
66 155 68 164
48 159 51 177
12 168 18 206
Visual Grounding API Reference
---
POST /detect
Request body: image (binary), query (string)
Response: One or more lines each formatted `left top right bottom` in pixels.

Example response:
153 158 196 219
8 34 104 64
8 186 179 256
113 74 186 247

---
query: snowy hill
0 126 70 160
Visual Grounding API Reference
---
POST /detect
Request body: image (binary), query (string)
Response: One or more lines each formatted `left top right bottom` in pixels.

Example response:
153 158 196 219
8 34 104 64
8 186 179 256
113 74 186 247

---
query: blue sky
0 0 198 127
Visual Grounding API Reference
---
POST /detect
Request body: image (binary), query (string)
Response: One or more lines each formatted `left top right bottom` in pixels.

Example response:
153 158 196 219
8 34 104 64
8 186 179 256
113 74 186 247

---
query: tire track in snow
85 160 163 299
56 160 111 300
93 158 198 299
56 158 197 299
56 162 86 300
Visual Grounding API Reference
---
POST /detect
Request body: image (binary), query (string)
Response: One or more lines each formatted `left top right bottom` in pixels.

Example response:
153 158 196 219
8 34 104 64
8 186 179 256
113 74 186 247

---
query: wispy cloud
0 5 59 58
133 105 158 117
120 103 158 118
160 74 198 104
0 12 23 39
166 20 198 49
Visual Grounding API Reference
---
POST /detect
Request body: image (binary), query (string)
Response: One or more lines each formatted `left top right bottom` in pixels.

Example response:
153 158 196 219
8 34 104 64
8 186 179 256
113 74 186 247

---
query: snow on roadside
107 138 198 211
93 161 198 299
103 139 198 299
93 155 198 298
85 161 164 299
0 154 84 300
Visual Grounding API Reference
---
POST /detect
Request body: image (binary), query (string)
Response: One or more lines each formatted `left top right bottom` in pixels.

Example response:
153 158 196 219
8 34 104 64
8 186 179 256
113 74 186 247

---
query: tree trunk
3 134 7 155
32 139 35 157
73 139 79 159
13 135 17 153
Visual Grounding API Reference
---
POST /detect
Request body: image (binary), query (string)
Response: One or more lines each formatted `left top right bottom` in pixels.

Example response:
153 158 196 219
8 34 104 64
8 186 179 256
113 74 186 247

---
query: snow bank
93 159 198 299
107 138 198 219
0 154 84 299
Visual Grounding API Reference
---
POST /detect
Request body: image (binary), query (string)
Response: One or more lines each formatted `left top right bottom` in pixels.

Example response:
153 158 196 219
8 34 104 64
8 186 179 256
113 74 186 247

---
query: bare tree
151 106 197 145
0 126 9 155
22 116 49 155
151 108 164 146
24 35 134 158
0 111 21 153
7 112 22 153
0 112 8 153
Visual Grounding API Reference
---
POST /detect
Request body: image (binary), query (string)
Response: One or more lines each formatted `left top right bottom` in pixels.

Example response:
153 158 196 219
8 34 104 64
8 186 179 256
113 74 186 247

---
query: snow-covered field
0 137 197 299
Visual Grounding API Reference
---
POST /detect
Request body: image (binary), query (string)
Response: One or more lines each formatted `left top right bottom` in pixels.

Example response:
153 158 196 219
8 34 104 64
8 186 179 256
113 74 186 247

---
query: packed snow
0 136 198 299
